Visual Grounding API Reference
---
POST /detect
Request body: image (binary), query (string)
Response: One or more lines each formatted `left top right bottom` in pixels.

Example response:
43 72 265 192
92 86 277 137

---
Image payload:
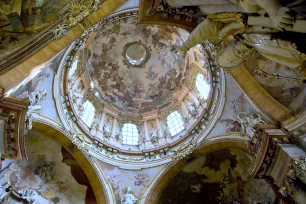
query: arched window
196 73 210 100
81 100 95 127
167 111 185 136
122 123 139 145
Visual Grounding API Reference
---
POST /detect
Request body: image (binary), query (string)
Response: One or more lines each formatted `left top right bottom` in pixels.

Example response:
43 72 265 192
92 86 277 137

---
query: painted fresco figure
120 187 138 204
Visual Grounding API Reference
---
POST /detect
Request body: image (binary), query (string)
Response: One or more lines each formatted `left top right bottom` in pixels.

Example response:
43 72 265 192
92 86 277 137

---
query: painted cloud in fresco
77 16 191 114
0 131 94 204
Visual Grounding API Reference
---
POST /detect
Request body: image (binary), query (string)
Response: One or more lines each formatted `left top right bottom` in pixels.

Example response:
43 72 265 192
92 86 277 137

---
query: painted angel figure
120 187 138 204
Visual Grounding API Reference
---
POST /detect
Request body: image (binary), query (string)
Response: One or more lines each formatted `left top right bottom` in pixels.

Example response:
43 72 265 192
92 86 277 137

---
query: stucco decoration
9 50 65 122
0 130 95 203
159 148 276 203
208 72 265 138
77 16 195 115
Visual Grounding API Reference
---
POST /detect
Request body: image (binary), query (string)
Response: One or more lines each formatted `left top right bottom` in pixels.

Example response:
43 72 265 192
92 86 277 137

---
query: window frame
167 111 185 136
81 100 96 127
195 73 210 100
122 123 139 145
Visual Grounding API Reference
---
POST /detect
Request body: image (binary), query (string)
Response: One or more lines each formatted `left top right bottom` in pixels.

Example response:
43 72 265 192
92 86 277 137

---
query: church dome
60 11 222 166
79 16 199 116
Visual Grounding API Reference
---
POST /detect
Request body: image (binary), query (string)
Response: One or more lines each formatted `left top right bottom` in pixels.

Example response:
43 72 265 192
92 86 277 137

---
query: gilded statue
171 0 306 70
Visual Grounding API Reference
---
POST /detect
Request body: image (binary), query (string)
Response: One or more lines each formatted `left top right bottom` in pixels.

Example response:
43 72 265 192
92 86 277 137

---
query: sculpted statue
138 134 145 145
172 0 306 70
115 133 122 141
150 130 159 146
24 112 33 134
236 112 263 137
18 90 47 111
163 126 171 138
188 103 199 119
120 187 138 204
102 124 111 139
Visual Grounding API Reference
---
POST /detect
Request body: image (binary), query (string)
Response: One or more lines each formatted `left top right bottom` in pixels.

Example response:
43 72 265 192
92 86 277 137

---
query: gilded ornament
292 157 306 184
52 0 103 39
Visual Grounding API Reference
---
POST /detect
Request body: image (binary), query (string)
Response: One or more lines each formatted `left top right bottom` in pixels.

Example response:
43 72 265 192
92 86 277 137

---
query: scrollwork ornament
279 179 300 200
71 133 90 152
172 141 196 162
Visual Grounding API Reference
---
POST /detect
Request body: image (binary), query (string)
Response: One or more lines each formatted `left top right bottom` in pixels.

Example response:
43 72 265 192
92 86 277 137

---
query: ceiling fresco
0 130 96 204
159 148 277 204
10 50 65 122
207 72 266 139
244 53 306 112
76 16 201 115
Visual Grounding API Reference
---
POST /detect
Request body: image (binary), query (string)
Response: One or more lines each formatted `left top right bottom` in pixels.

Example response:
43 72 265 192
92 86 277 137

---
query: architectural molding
282 109 306 132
